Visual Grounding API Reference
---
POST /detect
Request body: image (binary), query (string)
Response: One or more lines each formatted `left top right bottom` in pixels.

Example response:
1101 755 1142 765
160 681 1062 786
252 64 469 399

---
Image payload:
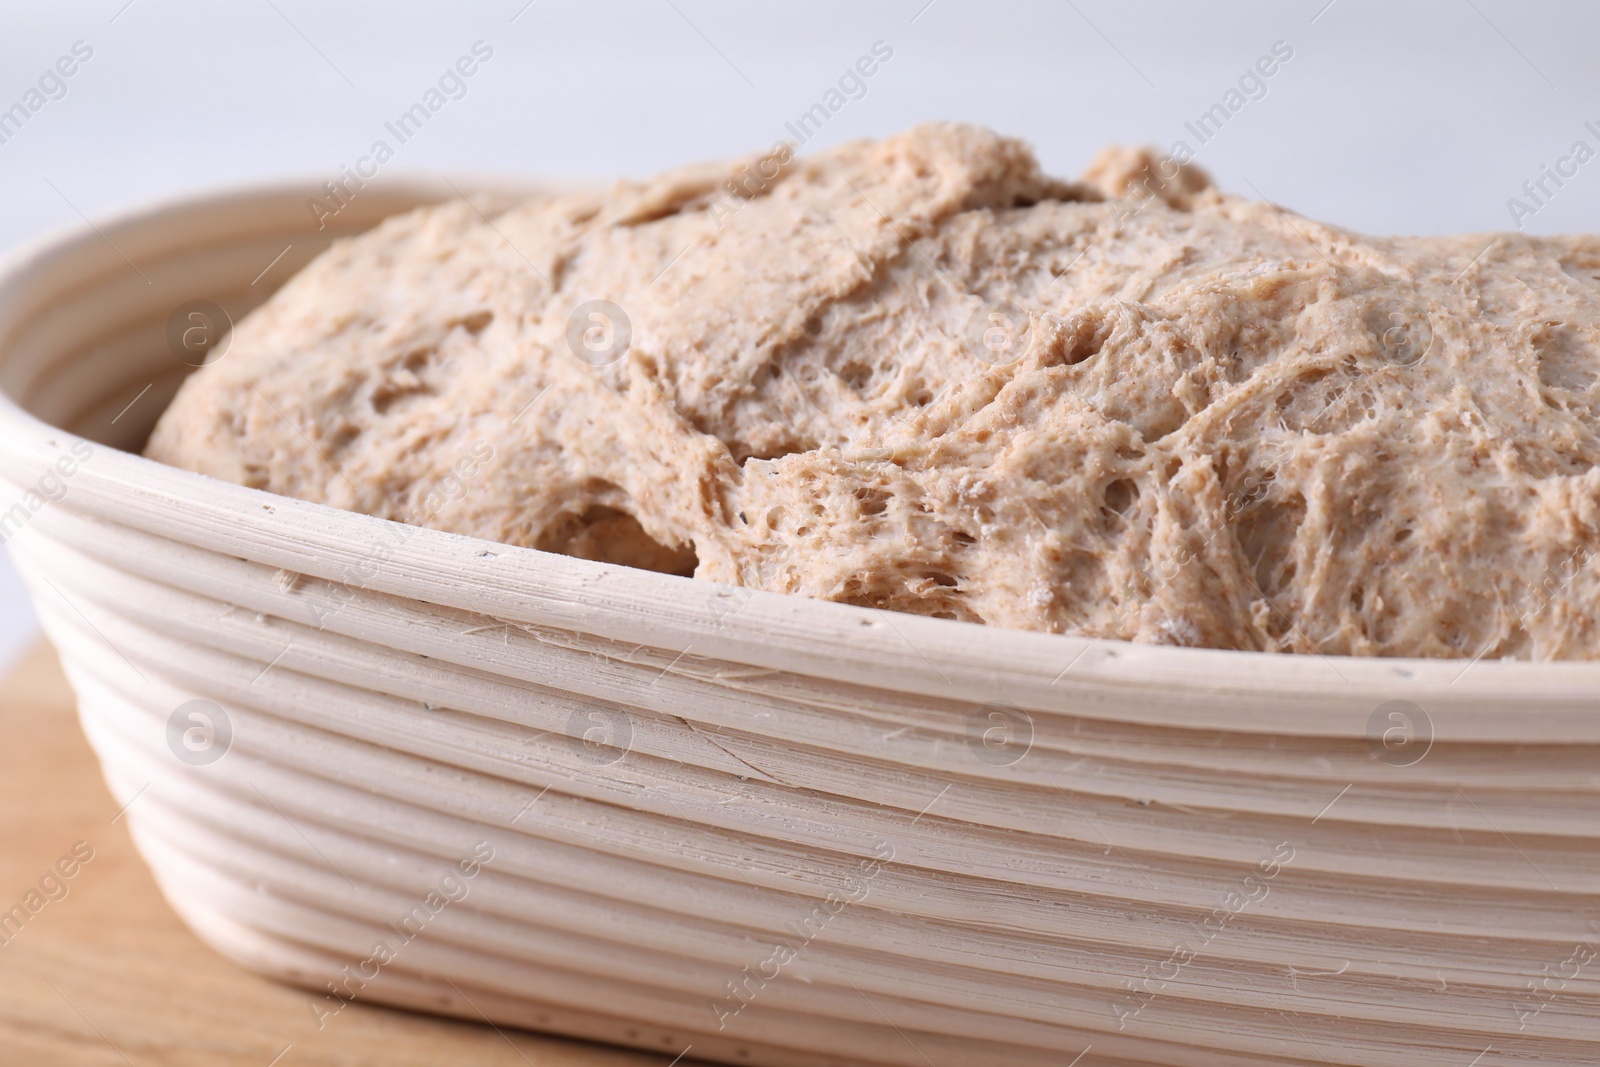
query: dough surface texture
147 124 1600 659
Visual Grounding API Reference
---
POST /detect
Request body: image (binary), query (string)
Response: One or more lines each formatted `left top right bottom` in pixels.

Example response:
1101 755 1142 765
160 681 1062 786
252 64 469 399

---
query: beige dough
146 124 1600 659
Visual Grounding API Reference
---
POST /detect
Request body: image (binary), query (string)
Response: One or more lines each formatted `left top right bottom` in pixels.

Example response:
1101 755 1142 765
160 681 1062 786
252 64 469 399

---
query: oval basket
0 180 1595 1067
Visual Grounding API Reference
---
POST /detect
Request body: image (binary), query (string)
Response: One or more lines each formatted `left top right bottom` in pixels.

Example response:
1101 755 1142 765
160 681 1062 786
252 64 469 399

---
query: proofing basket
0 179 1596 1067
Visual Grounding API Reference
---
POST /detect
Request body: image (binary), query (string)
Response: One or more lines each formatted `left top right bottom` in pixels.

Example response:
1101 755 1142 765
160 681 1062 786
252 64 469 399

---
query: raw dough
147 124 1600 659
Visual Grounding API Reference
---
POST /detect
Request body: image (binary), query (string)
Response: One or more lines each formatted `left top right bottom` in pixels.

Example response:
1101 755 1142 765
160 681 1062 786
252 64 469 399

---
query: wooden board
0 639 676 1067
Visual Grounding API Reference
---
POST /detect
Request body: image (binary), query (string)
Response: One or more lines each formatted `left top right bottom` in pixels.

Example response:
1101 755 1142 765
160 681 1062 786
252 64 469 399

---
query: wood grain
0 639 670 1067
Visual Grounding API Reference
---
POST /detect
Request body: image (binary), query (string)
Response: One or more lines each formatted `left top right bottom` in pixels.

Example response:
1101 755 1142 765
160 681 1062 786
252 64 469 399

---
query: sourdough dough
147 124 1600 659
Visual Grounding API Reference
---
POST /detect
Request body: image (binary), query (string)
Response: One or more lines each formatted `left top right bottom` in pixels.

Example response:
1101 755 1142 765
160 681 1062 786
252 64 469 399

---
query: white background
2 0 1598 674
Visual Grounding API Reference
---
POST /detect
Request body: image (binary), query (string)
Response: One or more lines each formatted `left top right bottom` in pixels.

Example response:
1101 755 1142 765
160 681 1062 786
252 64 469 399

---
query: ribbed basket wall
0 181 1595 1067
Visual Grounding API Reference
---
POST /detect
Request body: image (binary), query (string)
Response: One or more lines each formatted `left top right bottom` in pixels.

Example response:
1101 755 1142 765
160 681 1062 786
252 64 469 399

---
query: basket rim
0 175 1595 727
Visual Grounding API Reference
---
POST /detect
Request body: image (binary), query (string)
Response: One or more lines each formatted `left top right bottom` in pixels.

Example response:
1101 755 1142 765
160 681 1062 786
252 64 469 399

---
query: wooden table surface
0 640 681 1067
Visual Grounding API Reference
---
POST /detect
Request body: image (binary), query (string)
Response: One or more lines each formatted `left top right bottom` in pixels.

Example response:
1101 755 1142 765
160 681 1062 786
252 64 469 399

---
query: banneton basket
0 178 1596 1067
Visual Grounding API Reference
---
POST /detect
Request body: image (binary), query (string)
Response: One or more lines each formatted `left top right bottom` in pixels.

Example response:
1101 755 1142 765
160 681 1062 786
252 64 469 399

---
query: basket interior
0 180 507 453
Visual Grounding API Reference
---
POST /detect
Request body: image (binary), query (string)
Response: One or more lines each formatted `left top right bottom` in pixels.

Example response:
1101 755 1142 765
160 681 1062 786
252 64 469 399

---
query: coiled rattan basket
0 180 1596 1067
